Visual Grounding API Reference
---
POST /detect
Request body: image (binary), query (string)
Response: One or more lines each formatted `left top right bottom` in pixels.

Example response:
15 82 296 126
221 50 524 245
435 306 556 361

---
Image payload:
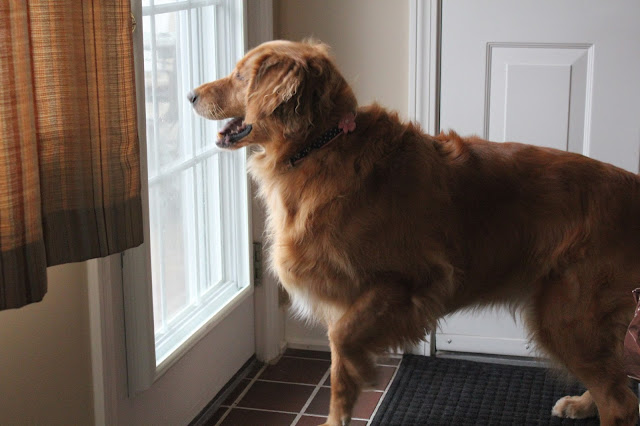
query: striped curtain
0 0 143 310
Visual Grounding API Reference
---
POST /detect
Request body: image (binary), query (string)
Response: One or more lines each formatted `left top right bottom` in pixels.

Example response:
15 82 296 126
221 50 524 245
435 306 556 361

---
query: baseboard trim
188 356 259 426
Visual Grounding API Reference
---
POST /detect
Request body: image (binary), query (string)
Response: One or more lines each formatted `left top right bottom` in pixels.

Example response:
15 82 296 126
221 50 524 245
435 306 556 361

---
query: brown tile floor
209 349 401 426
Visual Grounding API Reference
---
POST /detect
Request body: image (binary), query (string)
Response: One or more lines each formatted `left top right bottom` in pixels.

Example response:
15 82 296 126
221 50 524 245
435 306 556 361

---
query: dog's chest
269 220 353 323
270 233 334 288
257 171 354 322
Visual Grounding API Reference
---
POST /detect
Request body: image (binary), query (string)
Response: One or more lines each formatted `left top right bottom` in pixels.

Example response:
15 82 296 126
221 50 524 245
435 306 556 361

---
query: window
127 0 250 383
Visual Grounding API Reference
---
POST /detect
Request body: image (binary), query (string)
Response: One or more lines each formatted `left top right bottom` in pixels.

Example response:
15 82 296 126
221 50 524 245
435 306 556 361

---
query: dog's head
188 40 357 152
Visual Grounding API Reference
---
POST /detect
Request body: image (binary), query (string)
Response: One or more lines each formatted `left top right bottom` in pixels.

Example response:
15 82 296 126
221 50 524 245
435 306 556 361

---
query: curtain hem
0 196 143 311
43 197 144 266
0 240 47 311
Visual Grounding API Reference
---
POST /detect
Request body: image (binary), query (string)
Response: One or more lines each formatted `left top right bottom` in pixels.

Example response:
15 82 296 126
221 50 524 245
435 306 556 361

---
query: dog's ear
245 55 304 124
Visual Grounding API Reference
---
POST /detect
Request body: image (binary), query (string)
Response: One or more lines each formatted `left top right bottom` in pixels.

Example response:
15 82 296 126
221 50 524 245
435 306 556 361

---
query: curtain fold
0 0 143 310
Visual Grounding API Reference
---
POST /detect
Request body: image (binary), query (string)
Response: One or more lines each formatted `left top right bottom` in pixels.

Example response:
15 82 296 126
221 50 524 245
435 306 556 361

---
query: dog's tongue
216 117 252 147
220 117 244 135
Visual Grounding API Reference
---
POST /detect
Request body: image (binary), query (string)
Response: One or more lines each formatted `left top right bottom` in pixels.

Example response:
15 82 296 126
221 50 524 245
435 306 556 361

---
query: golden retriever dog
188 40 640 425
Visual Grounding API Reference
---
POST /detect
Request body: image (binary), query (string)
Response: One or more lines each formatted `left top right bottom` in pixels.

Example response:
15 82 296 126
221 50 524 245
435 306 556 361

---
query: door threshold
435 351 550 368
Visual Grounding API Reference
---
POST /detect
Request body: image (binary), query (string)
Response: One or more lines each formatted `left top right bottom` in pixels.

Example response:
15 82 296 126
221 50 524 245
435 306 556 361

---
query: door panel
438 0 640 356
487 44 591 152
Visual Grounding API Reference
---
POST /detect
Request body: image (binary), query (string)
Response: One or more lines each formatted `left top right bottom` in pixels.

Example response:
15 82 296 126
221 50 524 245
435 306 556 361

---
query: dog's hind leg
527 271 638 426
322 284 425 426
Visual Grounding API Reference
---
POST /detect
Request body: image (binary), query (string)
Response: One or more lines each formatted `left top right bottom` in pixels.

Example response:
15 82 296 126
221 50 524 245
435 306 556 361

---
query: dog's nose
186 90 198 105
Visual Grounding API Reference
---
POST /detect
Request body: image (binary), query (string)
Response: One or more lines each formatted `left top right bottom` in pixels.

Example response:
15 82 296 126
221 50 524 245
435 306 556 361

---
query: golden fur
190 40 640 426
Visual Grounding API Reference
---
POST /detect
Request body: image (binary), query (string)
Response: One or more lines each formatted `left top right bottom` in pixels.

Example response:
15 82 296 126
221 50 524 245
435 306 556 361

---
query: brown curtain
0 0 143 310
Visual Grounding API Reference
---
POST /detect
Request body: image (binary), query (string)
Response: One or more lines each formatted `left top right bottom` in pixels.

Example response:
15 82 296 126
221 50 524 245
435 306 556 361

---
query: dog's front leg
322 285 412 426
322 339 365 426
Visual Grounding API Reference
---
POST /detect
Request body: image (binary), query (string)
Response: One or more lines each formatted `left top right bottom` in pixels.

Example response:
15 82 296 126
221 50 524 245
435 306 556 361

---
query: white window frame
122 0 252 394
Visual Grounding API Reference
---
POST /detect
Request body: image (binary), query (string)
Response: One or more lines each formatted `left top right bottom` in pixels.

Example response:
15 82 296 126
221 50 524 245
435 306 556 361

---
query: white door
437 0 640 357
94 1 256 424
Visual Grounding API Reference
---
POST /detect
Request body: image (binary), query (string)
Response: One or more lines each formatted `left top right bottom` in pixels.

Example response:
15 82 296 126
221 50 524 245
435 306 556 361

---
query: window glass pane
154 11 192 171
195 5 220 154
196 155 223 292
151 170 195 324
149 184 164 333
143 15 157 177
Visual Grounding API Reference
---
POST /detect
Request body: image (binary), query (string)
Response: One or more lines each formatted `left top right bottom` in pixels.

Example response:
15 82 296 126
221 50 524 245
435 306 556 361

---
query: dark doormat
371 354 632 426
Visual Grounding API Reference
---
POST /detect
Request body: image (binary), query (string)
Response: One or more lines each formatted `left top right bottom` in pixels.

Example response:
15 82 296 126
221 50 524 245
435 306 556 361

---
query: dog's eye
235 73 244 81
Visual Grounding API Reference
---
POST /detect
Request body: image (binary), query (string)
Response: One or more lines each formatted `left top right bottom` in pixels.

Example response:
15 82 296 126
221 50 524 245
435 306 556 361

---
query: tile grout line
281 355 332 362
214 363 268 426
218 405 306 416
284 354 402 368
291 367 332 426
318 385 384 392
299 413 370 422
367 357 403 425
253 378 318 386
216 405 369 421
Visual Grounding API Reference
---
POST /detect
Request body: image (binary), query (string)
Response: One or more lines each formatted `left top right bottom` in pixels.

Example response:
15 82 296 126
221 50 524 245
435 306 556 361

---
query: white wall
275 0 411 349
0 263 93 425
276 0 409 117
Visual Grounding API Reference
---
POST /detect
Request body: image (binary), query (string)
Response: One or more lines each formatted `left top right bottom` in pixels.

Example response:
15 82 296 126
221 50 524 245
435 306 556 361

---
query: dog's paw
552 395 598 419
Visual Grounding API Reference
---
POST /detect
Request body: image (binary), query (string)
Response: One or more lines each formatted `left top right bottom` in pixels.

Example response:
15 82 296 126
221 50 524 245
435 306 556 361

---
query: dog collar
289 113 356 167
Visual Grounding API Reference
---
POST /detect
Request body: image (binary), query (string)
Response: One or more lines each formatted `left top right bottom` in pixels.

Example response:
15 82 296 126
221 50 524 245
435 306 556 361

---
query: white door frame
88 2 277 425
409 0 441 137
245 0 286 364
88 255 121 426
408 0 441 356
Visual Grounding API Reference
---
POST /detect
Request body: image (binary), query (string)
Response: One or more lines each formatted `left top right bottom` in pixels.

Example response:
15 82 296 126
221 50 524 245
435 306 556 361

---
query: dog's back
431 132 640 308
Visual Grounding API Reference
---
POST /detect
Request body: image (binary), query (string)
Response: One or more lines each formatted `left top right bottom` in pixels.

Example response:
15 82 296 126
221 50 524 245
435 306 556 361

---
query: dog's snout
187 90 198 105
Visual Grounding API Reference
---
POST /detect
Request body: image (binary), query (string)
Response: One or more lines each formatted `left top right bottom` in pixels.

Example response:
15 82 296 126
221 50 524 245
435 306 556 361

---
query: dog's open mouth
217 117 252 148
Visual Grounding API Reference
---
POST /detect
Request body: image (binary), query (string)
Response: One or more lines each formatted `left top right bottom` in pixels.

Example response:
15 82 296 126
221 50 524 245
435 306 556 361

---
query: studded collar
288 113 356 167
